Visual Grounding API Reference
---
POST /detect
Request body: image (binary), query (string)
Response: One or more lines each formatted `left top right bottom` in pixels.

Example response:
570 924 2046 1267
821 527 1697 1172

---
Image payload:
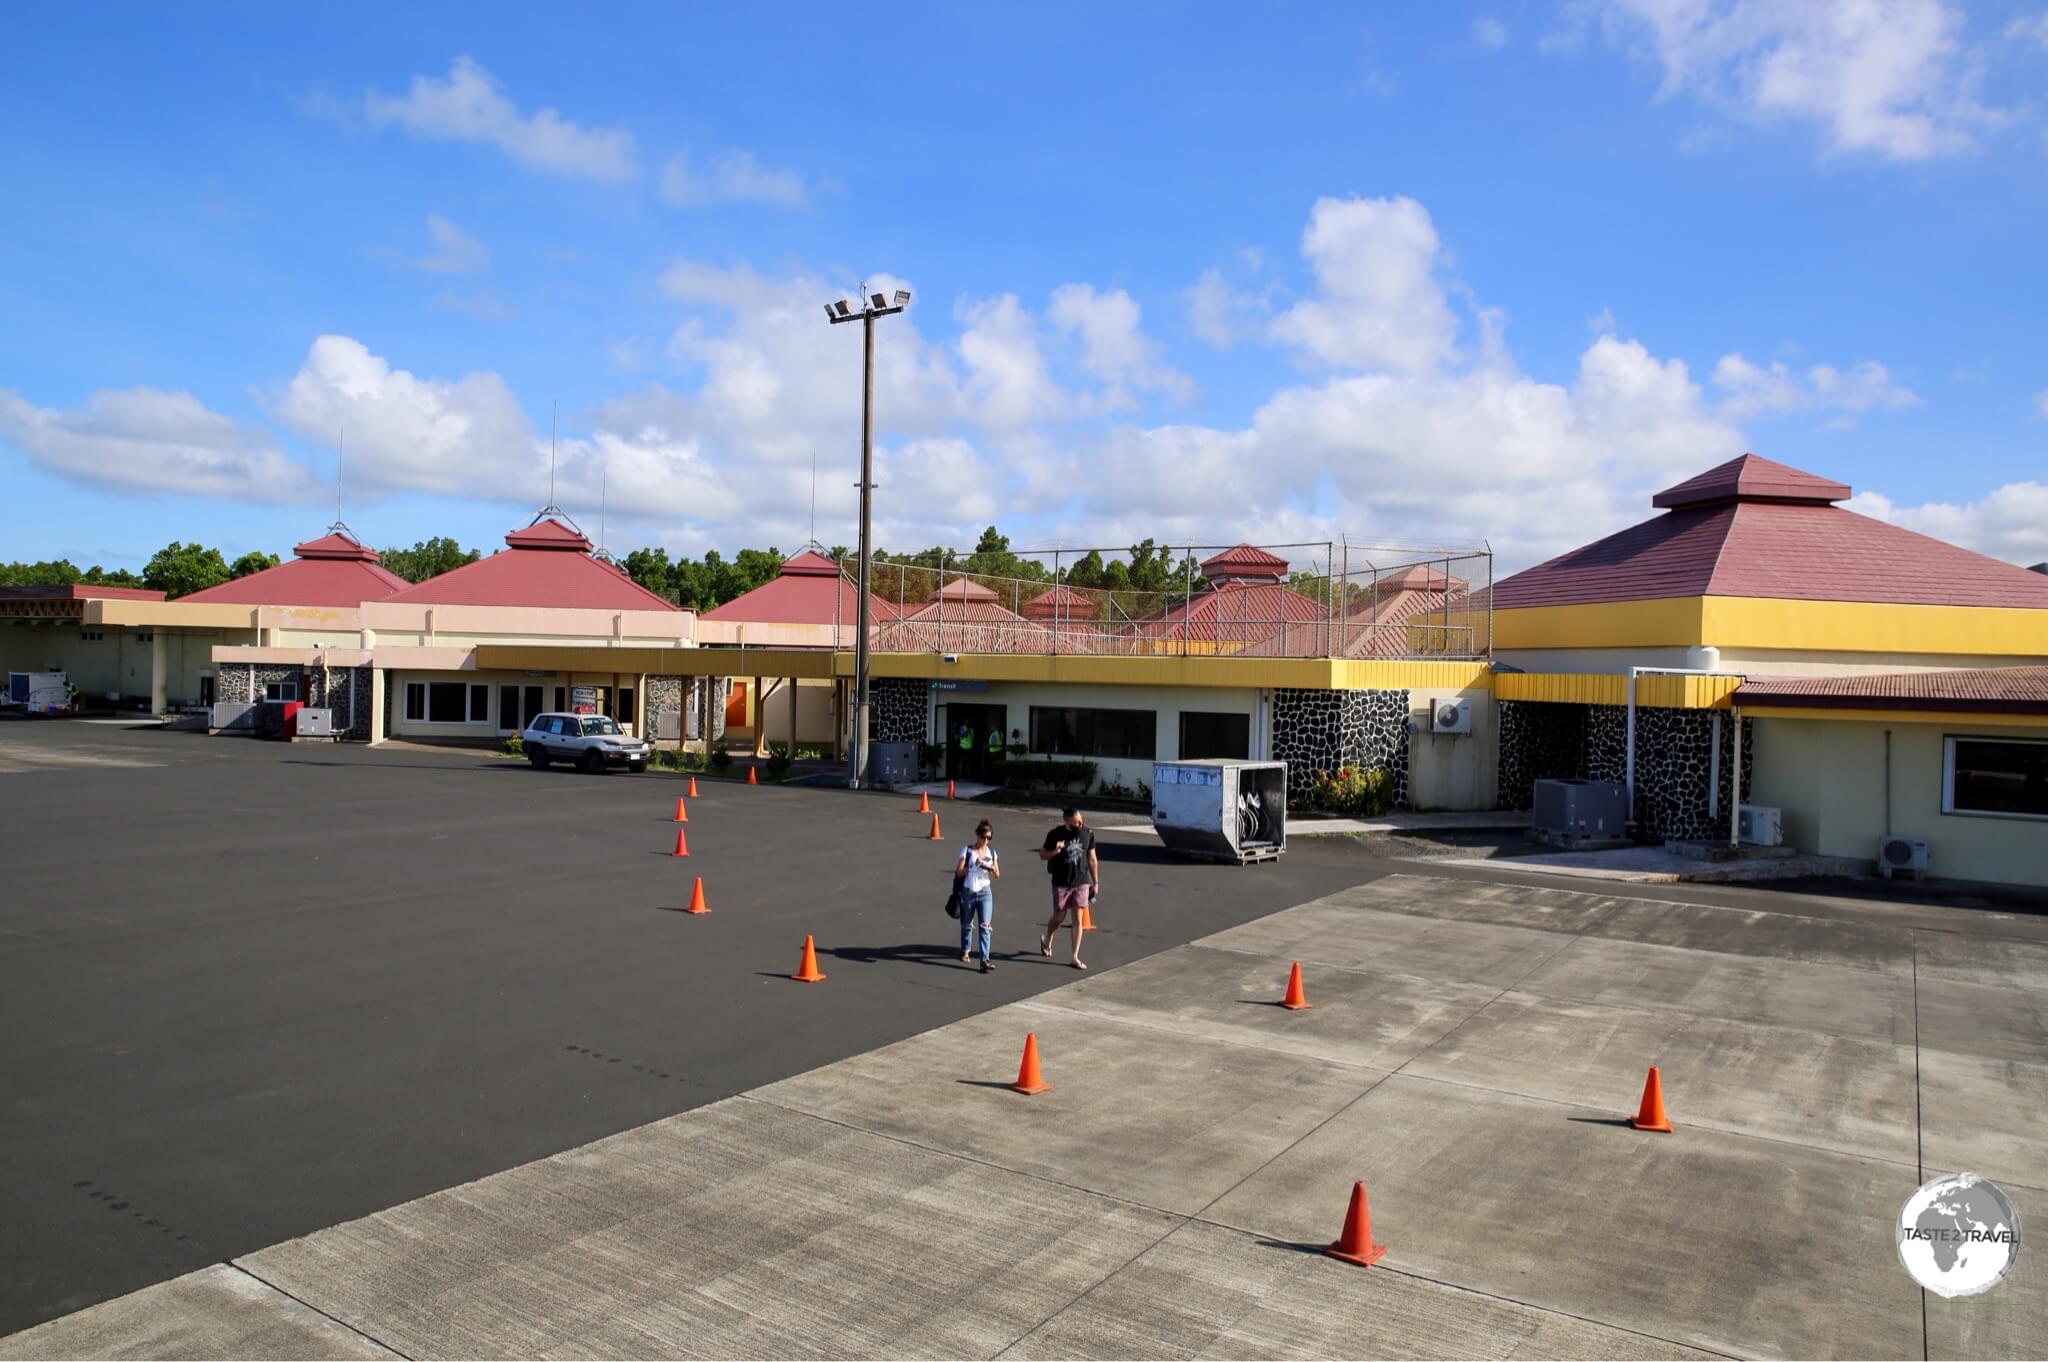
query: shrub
917 741 945 778
682 748 707 772
1309 765 1394 817
501 735 523 757
710 742 733 771
765 742 794 779
992 757 1098 794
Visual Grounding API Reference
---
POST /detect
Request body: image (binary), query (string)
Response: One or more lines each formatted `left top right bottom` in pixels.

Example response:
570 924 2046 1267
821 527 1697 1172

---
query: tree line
5 527 1231 608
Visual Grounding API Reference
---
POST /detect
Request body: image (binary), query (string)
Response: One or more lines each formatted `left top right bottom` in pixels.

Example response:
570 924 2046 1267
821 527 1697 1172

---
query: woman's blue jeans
959 886 993 962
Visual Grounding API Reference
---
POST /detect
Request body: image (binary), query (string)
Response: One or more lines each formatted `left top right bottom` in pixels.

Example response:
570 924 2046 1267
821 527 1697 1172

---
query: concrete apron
8 873 2048 1361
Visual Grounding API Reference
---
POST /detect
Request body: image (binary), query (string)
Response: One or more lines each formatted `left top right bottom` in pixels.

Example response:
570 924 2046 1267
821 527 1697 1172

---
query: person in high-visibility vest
986 728 1005 757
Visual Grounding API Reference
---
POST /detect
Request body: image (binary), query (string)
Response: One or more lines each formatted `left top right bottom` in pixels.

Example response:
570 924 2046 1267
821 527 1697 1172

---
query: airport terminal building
5 454 2043 887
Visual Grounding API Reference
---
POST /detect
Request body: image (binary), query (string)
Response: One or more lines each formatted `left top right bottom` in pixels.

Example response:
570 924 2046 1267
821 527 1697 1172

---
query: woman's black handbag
944 883 963 919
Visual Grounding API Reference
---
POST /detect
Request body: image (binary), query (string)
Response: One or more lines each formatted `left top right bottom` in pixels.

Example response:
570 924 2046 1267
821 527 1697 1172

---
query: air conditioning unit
1737 804 1782 847
1429 698 1472 735
1877 835 1929 879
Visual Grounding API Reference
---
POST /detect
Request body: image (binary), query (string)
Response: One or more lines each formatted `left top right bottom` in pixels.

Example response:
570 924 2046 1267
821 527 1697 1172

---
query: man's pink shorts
1051 884 1091 912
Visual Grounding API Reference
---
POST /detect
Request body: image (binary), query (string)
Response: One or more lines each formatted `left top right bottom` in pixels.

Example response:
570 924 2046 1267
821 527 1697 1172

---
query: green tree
142 542 231 598
379 537 480 584
621 547 678 602
80 565 144 588
229 550 280 579
0 559 83 587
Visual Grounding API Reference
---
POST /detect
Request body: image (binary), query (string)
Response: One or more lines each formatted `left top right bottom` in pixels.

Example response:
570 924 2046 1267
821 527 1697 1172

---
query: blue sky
3 1 2045 579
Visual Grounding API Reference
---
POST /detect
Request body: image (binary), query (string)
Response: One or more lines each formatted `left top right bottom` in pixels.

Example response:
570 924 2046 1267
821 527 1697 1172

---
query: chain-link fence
831 542 1492 660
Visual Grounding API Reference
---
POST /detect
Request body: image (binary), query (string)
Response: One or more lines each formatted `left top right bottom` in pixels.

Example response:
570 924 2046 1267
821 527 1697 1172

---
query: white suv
522 712 651 773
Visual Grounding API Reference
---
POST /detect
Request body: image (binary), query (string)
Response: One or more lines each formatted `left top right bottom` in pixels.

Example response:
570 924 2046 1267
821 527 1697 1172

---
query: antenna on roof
592 465 617 564
529 399 581 531
326 425 359 542
810 451 817 546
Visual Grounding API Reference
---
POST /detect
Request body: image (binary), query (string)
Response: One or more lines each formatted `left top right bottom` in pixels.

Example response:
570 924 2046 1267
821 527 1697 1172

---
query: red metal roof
701 551 900 626
1736 666 2048 715
1200 543 1289 582
1653 453 1850 509
1020 585 1095 621
386 518 682 611
1496 457 2048 611
182 532 409 608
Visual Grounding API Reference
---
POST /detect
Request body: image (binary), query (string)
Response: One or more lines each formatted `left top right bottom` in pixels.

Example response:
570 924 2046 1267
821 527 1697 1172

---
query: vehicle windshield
580 716 622 736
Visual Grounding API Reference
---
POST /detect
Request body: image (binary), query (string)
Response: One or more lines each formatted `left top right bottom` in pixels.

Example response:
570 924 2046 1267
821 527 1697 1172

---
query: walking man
1038 806 1098 969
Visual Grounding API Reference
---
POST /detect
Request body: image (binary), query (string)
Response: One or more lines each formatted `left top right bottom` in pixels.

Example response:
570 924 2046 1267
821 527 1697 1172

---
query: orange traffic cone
927 813 943 840
919 790 931 814
747 765 758 786
1012 1033 1050 1095
1281 961 1311 1010
1324 1181 1388 1267
673 796 688 823
947 779 956 800
688 776 699 798
790 934 826 983
684 876 710 915
1630 1065 1673 1133
1078 901 1095 930
671 827 690 858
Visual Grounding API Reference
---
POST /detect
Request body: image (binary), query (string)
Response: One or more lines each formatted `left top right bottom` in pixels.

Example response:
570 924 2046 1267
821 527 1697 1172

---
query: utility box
1531 778 1631 849
1151 760 1287 863
1737 804 1783 847
293 707 335 740
868 740 920 788
210 701 258 734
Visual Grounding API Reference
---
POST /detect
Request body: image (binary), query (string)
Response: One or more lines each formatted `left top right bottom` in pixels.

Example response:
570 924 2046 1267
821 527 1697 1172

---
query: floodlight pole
828 288 908 789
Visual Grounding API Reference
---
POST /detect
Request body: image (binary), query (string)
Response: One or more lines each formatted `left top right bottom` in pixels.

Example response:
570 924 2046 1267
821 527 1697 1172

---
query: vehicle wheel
527 746 548 768
579 749 606 774
628 761 647 774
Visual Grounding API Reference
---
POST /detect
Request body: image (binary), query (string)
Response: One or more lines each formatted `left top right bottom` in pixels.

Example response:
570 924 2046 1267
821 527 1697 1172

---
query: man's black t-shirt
1042 824 1096 888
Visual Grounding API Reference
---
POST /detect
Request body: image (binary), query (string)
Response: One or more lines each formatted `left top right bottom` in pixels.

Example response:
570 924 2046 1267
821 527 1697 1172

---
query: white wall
1405 687 1498 810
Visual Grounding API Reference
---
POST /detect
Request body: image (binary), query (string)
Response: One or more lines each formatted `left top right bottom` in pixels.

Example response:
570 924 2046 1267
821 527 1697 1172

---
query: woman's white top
959 845 997 893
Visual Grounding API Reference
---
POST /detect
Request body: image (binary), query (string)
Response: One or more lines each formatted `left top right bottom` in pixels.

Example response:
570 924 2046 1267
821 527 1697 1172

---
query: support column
150 629 168 715
370 669 388 745
788 673 799 751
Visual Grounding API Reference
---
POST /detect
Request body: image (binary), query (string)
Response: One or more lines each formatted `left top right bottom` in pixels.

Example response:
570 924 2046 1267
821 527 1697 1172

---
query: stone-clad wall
642 675 729 744
1272 688 1411 809
871 677 929 744
644 675 683 740
305 665 372 740
214 663 302 706
1497 700 1753 842
1496 700 1587 811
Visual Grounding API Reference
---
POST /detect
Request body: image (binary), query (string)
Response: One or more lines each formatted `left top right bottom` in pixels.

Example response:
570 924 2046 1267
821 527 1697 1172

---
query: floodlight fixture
893 290 911 307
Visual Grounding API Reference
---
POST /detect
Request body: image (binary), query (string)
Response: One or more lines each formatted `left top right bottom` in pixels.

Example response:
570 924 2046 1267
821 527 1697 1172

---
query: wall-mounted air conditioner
1877 836 1929 879
1429 698 1472 735
1737 804 1782 847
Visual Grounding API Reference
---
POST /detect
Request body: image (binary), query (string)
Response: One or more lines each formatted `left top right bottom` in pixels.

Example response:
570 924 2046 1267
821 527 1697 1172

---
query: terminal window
1943 737 2048 819
1029 706 1157 760
1179 711 1250 760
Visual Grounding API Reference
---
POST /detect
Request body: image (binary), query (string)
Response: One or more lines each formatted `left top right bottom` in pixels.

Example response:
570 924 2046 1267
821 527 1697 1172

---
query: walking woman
956 818 1000 973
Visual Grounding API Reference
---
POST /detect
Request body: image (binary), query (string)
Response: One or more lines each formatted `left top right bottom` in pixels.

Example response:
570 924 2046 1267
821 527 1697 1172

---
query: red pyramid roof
1497 457 2048 611
1021 584 1095 620
182 529 409 607
386 518 680 610
701 551 900 625
1200 544 1289 582
1652 453 1850 509
936 576 1001 602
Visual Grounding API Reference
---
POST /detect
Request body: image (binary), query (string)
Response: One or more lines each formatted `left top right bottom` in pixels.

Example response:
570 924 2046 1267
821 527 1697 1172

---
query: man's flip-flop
1038 930 1052 956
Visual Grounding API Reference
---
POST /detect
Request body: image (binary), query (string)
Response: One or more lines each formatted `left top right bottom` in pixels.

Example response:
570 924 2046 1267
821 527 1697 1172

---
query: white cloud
956 294 1066 429
1268 195 1461 373
2008 12 2048 52
1185 267 1265 348
1850 482 2048 566
365 56 638 181
1712 352 1921 419
0 387 306 502
409 215 488 274
1593 0 2001 159
1046 283 1191 405
2033 388 2048 419
1474 17 1510 50
659 149 809 208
